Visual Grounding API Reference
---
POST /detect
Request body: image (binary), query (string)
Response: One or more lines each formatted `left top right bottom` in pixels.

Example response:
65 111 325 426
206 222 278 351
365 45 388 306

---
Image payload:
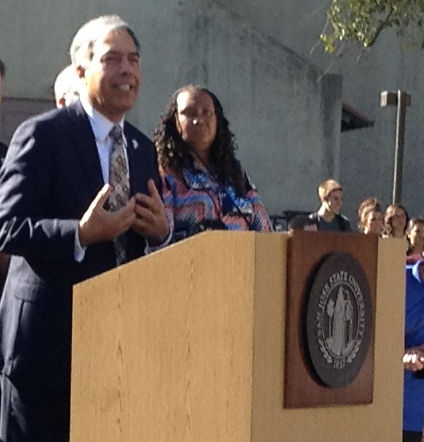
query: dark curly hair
153 85 247 197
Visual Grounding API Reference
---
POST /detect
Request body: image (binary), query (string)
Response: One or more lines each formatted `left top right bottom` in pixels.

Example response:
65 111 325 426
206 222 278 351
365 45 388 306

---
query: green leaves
321 0 424 53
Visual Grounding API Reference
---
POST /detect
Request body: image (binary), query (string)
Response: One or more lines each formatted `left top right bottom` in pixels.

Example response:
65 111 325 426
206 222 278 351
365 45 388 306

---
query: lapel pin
132 139 139 150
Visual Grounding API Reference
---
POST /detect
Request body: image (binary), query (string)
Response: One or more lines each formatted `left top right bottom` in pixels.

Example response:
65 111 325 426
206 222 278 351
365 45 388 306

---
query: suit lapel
67 101 104 196
125 123 149 196
65 108 155 199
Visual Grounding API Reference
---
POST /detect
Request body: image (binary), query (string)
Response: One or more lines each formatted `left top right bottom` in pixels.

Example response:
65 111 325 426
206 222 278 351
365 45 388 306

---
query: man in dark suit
0 15 170 442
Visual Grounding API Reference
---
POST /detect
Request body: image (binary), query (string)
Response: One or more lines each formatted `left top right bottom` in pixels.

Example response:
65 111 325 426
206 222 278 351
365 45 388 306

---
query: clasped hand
79 180 169 247
403 346 424 371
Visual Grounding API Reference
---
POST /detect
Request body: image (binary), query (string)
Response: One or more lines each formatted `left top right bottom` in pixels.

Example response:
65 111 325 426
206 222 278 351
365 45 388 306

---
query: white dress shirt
80 96 129 183
74 96 171 261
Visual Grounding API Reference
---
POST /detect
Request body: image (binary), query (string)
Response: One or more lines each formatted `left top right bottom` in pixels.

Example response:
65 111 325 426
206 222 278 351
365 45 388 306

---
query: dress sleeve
243 169 273 232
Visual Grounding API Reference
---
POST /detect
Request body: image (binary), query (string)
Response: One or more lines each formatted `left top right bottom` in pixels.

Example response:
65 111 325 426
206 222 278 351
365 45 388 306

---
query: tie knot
110 125 123 143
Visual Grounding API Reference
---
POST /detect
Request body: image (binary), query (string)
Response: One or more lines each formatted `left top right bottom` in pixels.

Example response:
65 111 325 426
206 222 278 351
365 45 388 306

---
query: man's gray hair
70 15 140 67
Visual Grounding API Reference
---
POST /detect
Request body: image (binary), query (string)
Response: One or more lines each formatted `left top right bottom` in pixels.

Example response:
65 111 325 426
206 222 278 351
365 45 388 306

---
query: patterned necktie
108 124 130 265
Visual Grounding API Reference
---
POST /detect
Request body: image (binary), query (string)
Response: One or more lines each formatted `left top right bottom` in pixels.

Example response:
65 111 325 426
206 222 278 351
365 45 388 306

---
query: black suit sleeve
0 117 78 264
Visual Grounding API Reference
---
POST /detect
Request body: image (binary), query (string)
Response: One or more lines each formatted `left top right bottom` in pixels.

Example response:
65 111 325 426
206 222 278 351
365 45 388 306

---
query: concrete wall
0 0 343 216
171 3 342 214
213 0 424 221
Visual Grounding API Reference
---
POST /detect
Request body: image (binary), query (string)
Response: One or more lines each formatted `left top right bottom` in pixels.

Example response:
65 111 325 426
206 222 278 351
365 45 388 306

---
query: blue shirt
403 261 424 431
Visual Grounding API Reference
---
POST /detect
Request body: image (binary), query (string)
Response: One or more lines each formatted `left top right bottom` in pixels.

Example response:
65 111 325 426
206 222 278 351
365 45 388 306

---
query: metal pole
380 90 411 205
392 90 407 204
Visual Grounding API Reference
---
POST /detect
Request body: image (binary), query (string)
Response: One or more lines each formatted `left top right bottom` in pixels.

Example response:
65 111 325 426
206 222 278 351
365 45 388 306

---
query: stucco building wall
4 0 408 219
214 0 424 220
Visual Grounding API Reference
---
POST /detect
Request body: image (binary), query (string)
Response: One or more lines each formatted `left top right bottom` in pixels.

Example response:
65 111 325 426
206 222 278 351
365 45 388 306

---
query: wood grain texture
71 232 405 442
71 231 256 442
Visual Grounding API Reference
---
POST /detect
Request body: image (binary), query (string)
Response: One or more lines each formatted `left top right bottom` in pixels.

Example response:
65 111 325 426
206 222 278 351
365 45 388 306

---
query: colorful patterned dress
162 161 272 241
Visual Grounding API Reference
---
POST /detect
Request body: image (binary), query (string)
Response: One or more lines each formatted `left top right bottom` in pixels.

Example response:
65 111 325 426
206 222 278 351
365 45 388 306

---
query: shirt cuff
144 226 172 255
74 229 87 262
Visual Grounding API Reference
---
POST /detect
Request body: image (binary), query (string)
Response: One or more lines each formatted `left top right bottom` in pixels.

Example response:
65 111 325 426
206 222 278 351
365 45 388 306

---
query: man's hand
78 184 137 246
403 346 424 371
132 179 170 245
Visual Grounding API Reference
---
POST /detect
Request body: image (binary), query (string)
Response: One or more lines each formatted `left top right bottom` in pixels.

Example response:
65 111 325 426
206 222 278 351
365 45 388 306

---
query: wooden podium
70 231 405 442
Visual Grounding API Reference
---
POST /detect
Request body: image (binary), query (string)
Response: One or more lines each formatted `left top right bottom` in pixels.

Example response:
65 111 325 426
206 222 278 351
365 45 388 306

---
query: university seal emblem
305 251 373 388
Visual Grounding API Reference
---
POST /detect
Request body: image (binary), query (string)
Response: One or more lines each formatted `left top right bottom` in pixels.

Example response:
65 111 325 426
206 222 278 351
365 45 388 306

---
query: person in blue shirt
403 260 424 442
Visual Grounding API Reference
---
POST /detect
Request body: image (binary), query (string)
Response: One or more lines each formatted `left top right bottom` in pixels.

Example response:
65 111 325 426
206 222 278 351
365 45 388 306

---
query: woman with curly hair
154 85 272 241
357 197 384 235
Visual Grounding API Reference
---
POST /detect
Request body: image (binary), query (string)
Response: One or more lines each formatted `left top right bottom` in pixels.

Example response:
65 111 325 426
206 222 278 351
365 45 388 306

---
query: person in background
54 64 80 108
308 178 352 232
383 203 409 239
0 15 170 442
402 260 424 442
288 214 318 232
154 84 272 240
406 218 424 264
357 197 384 235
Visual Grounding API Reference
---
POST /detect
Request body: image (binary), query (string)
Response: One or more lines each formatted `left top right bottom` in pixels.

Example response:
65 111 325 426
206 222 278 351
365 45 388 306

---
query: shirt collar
412 259 424 283
80 95 125 144
182 167 210 190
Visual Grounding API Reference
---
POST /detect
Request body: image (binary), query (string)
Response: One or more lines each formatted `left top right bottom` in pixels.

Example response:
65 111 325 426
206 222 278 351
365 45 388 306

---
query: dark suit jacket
0 100 161 390
0 141 7 165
